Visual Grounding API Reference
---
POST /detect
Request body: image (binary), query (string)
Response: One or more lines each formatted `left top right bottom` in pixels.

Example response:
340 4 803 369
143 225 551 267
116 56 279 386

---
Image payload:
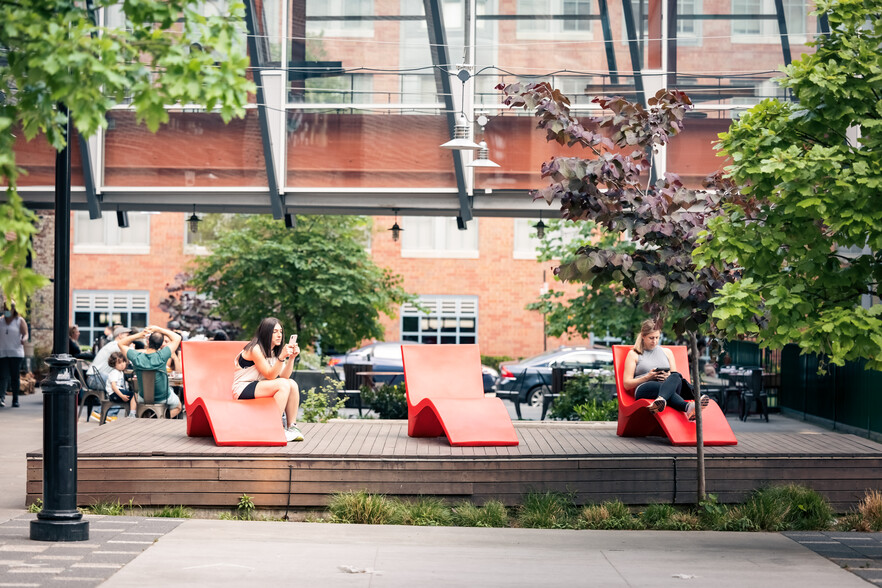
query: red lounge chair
612 345 737 446
180 341 286 446
402 344 519 446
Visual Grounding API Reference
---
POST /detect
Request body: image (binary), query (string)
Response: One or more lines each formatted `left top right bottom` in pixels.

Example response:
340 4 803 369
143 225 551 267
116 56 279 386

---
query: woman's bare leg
284 380 300 425
253 380 291 415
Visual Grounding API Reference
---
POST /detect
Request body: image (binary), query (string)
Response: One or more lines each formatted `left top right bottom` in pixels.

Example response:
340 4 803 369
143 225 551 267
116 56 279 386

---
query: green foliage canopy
499 82 735 339
696 0 882 368
189 215 412 351
0 0 254 307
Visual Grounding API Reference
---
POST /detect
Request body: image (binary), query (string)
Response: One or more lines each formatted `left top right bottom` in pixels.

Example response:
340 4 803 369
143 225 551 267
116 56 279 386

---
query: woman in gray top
622 319 707 421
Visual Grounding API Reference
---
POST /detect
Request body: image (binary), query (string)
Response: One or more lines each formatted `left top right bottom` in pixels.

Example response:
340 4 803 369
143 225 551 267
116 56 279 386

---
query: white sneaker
285 425 304 442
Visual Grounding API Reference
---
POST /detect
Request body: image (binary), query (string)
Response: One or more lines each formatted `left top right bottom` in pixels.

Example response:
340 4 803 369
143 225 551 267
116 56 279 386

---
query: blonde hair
633 319 661 354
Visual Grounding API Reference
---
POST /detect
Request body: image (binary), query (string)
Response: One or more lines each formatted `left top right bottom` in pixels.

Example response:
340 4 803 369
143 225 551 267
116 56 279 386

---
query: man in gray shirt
87 326 133 388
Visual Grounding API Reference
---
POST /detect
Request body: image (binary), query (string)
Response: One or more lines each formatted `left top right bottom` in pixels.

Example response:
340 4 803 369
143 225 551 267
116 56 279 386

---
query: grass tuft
451 500 510 528
398 496 452 526
328 490 401 525
518 492 575 529
149 505 193 518
579 500 638 529
83 499 134 516
734 484 832 531
858 490 882 531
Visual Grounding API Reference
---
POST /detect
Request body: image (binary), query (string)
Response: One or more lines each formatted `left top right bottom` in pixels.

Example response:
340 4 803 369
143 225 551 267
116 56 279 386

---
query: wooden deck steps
26 419 882 511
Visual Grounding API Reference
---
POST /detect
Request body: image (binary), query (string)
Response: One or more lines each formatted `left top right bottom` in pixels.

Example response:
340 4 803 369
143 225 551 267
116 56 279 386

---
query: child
106 351 137 417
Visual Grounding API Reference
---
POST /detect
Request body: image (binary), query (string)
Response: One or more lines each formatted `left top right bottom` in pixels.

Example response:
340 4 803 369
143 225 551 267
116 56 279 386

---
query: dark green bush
734 484 833 531
361 382 408 419
550 373 615 421
328 490 401 524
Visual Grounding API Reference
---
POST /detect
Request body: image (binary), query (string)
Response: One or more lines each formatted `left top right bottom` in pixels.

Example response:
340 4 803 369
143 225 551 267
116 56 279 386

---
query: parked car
329 341 498 394
496 347 614 407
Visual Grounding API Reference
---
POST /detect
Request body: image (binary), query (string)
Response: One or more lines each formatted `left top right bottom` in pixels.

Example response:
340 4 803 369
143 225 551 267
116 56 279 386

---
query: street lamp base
30 519 90 542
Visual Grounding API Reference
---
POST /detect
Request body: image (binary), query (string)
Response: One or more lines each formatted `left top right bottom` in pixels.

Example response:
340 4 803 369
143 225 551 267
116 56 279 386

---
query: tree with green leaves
189 215 413 352
696 0 882 370
500 82 736 500
0 0 253 307
527 218 645 344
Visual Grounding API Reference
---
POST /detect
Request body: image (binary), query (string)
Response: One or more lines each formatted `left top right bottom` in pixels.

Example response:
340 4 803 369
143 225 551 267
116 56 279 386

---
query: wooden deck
26 419 882 511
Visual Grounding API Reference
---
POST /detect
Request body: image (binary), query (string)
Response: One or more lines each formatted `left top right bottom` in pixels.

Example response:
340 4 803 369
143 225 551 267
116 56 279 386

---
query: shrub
398 496 452 526
574 399 618 422
452 500 510 528
27 499 43 514
236 493 256 520
328 490 401 525
835 512 871 532
697 493 730 530
301 379 348 423
518 492 575 529
734 485 833 531
361 382 408 419
550 373 614 421
858 490 882 531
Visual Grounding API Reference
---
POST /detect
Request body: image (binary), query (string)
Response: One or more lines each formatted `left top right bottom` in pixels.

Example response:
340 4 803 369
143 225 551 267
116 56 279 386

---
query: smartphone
653 367 669 373
289 334 298 346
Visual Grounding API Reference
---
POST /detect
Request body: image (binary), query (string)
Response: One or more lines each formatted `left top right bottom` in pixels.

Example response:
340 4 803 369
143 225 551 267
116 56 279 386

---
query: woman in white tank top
232 317 304 442
622 319 708 421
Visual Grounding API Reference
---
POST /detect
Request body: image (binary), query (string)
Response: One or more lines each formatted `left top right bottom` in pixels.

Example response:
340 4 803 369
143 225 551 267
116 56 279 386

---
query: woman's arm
623 351 659 391
278 341 300 379
19 318 28 342
244 346 290 380
665 348 677 373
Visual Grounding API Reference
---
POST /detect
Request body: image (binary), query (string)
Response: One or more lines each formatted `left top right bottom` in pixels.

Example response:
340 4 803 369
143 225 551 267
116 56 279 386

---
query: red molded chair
612 345 737 446
181 341 286 446
402 344 519 447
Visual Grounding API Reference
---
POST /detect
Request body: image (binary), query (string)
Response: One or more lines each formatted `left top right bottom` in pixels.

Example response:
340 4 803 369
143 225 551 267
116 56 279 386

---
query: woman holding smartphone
232 317 303 442
622 319 708 421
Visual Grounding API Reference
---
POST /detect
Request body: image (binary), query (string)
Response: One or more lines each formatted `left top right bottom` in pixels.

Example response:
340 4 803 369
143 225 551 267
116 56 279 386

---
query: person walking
0 300 28 408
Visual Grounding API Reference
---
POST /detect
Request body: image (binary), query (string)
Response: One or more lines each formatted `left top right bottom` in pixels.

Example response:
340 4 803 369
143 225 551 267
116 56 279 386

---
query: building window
732 0 806 43
512 219 584 260
307 0 374 38
72 291 149 348
400 216 479 258
401 296 478 344
517 0 593 39
73 211 151 254
676 0 702 45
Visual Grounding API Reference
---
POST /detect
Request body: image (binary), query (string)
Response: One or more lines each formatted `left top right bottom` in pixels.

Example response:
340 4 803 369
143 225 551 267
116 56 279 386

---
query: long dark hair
243 317 283 359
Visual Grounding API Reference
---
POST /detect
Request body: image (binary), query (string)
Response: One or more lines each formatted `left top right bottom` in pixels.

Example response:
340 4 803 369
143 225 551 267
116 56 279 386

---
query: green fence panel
779 344 882 436
725 341 761 367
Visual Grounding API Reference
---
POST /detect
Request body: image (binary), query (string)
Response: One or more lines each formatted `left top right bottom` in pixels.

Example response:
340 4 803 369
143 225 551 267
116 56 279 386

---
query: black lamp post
30 103 89 542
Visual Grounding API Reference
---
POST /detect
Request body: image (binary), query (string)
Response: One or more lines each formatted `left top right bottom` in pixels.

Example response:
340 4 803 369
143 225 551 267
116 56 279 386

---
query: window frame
400 295 479 345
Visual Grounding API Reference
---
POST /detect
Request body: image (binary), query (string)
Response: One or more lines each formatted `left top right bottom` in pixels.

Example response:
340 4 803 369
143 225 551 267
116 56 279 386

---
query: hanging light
535 216 546 239
187 204 201 234
284 213 296 229
440 114 481 151
466 141 500 167
116 209 129 228
389 209 404 242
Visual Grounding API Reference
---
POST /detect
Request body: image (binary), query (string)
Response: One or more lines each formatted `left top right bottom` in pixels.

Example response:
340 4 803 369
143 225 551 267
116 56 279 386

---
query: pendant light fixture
187 204 201 234
389 209 404 242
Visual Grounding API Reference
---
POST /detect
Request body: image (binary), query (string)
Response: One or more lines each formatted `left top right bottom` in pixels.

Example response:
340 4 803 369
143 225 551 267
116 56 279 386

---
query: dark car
330 341 498 394
496 347 614 407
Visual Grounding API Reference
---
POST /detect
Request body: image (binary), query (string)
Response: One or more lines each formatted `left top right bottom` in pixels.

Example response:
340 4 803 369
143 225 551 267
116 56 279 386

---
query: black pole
30 103 89 542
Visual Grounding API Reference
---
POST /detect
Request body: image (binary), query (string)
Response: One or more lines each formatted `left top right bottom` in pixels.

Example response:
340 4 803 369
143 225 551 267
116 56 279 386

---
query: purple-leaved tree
499 82 737 500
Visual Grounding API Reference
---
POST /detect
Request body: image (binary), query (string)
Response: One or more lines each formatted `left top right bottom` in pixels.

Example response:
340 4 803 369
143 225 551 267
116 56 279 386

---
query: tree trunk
689 331 706 502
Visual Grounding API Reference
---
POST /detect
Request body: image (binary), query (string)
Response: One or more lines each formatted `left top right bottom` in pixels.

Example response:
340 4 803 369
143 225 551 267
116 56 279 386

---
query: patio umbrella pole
30 103 89 542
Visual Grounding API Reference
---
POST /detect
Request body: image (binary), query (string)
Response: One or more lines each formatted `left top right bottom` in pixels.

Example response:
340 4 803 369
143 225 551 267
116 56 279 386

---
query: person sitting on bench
622 319 708 422
232 318 303 443
119 326 183 418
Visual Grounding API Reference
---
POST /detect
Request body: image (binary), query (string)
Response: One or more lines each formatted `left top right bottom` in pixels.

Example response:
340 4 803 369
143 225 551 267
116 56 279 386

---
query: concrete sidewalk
0 389 876 587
